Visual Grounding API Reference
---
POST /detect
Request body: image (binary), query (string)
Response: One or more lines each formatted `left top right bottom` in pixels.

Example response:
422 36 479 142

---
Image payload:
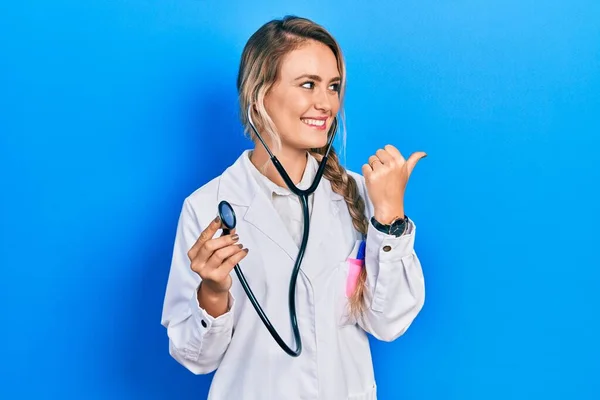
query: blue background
1 1 599 399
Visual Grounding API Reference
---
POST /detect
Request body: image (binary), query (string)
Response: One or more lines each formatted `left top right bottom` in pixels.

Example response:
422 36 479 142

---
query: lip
301 116 328 120
300 116 329 131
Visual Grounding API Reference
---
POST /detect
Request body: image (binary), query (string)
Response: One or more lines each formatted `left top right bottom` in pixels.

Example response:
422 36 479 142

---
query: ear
247 103 258 125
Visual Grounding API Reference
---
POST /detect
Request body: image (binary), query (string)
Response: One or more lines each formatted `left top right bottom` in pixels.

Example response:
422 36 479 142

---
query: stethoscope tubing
223 106 338 357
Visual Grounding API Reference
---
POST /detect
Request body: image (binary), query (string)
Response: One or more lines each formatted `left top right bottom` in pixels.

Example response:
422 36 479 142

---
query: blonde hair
236 16 369 318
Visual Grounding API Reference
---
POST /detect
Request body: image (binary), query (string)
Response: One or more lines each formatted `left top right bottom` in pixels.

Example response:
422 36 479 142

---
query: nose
313 88 332 114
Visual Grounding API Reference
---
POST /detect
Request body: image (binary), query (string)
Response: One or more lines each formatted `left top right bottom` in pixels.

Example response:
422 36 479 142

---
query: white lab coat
161 150 425 400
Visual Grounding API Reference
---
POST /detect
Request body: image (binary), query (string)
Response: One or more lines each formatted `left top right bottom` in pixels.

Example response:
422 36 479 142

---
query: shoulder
177 176 223 231
346 169 365 187
186 175 222 209
346 169 366 198
179 150 251 229
345 168 374 219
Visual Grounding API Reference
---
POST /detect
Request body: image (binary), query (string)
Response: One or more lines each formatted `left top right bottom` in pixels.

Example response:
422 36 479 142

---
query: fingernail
231 234 239 241
244 248 249 253
214 216 221 223
237 243 243 249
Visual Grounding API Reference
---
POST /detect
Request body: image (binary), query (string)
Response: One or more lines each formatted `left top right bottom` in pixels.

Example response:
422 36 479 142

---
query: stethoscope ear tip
218 200 237 230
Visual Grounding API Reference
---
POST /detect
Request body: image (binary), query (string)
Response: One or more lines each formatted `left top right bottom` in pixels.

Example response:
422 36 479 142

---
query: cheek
287 96 312 117
279 99 311 132
267 95 301 124
263 96 278 122
331 96 341 114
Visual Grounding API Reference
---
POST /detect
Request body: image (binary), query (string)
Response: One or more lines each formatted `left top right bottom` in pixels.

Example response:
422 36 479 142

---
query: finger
219 247 250 274
188 216 222 261
361 163 373 178
199 233 241 259
384 144 405 162
405 151 427 176
368 155 382 170
219 227 236 237
375 148 394 164
206 243 245 269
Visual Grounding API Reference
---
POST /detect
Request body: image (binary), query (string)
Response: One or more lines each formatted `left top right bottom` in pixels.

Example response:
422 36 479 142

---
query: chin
298 129 329 150
301 139 328 150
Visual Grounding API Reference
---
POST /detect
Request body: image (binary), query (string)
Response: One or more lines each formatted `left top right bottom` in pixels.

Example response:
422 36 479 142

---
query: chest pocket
335 239 365 327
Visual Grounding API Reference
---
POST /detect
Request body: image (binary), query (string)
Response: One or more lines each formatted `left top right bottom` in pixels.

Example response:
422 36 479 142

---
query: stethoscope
217 105 339 357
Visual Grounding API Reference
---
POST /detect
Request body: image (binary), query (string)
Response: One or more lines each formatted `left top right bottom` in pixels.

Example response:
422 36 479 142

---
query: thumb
406 151 427 176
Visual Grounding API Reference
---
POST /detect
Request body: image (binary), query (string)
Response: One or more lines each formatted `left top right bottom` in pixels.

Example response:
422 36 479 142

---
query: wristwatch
370 215 408 237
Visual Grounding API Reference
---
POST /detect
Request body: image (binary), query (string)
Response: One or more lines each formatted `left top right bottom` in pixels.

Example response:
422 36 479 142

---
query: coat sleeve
160 198 236 374
349 171 426 342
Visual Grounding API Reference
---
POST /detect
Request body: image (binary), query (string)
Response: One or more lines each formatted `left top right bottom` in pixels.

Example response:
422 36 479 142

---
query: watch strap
370 215 408 237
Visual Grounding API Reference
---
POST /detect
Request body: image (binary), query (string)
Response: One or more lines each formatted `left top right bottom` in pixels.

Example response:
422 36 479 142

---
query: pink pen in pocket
345 240 366 297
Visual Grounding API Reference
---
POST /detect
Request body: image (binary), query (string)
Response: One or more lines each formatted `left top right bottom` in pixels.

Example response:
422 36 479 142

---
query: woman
161 16 426 400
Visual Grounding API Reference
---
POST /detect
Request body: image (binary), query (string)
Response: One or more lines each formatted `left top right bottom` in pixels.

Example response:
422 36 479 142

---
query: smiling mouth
300 118 327 130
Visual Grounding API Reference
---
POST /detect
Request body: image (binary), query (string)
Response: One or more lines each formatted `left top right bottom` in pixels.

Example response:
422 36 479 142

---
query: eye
329 82 341 92
301 81 315 89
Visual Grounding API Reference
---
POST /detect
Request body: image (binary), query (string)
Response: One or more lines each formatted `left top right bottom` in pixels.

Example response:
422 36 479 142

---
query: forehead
278 40 340 80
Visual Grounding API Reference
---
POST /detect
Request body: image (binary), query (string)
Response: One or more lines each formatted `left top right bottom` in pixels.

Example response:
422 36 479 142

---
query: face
263 40 341 152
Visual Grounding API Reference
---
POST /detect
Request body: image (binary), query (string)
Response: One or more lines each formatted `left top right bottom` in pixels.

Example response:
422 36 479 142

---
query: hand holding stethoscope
363 144 427 224
188 217 248 297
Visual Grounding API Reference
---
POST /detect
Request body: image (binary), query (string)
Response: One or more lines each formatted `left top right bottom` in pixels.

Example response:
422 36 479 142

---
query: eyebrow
294 74 341 83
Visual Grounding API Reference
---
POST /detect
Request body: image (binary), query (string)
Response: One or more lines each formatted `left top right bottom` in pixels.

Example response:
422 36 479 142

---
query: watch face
390 219 407 236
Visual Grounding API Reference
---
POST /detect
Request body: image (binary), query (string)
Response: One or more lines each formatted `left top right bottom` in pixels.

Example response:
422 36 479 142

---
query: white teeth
301 118 326 127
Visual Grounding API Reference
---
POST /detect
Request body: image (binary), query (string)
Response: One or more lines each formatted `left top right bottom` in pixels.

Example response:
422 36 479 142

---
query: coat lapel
216 150 346 283
300 177 344 282
217 150 298 260
243 191 299 260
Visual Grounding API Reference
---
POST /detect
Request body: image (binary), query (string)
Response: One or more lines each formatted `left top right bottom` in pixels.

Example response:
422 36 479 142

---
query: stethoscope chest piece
218 200 237 233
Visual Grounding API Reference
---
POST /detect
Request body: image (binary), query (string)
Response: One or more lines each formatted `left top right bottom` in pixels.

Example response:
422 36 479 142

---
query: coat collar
216 150 344 281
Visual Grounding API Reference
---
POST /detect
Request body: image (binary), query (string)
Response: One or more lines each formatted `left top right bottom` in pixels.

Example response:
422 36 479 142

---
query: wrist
374 209 404 225
198 282 229 305
371 213 408 237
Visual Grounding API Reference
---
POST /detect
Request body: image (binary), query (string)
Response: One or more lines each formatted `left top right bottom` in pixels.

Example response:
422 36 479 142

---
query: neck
250 143 308 188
